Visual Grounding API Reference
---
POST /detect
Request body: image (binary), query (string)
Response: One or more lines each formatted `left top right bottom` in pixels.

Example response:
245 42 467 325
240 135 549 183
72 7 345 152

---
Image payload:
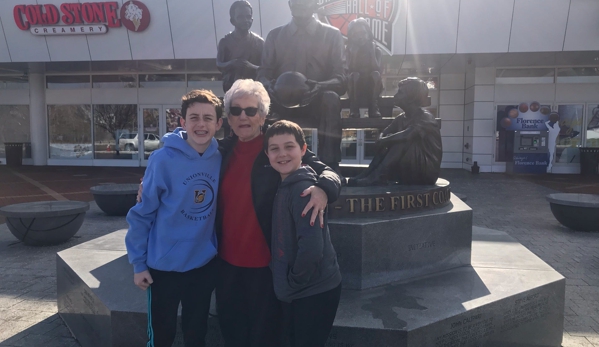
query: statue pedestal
330 193 472 290
56 187 563 347
57 226 564 347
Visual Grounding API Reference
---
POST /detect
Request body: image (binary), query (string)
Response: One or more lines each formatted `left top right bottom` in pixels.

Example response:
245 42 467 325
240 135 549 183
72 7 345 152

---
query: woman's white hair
224 79 270 117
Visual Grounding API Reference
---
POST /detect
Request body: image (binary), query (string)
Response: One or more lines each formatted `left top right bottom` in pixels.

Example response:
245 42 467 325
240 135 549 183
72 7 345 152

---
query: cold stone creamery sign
13 0 150 36
318 0 398 54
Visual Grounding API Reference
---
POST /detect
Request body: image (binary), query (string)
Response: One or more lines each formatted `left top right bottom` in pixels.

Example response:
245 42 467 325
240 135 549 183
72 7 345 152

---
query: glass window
187 73 222 87
47 75 90 89
303 128 316 153
0 105 30 159
141 108 160 159
495 68 555 84
557 67 599 83
341 130 358 161
363 129 381 160
138 60 185 72
139 74 185 88
166 108 181 133
186 59 219 72
0 76 29 89
0 63 28 74
48 105 92 159
93 104 138 159
554 105 584 164
92 61 138 72
92 75 137 88
586 105 599 148
46 61 90 73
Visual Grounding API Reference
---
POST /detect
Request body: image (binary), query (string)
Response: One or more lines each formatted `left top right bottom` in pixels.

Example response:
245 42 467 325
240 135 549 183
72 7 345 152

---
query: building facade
0 0 598 173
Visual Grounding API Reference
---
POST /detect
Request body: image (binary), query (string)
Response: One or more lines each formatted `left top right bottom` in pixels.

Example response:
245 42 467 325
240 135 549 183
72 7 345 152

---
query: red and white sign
318 0 398 54
13 1 150 35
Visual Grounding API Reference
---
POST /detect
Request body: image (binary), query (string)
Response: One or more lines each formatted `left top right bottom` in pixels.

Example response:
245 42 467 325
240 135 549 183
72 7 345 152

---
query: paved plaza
0 165 598 347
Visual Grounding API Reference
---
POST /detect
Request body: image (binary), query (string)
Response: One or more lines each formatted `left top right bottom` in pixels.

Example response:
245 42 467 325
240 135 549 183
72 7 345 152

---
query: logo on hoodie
194 189 206 203
181 172 217 222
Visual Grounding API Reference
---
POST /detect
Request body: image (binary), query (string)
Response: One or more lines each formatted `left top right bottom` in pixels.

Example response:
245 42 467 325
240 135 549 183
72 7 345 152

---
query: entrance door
139 105 182 166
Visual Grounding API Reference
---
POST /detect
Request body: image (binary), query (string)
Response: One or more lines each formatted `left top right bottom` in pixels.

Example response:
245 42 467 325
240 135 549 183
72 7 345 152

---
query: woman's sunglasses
229 107 259 117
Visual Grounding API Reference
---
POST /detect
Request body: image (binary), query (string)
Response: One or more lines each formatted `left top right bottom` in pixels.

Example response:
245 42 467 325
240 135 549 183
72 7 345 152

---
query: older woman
216 79 340 347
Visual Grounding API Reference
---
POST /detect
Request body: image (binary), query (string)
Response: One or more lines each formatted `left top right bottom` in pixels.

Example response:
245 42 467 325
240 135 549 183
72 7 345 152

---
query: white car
119 133 161 151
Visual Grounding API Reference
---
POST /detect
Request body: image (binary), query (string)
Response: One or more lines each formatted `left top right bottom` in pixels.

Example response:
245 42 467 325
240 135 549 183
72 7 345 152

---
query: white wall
3 0 599 62
439 73 465 169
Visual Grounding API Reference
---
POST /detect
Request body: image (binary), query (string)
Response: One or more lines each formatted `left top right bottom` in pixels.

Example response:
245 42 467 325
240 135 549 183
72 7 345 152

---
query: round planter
0 201 90 246
546 193 599 232
90 183 139 216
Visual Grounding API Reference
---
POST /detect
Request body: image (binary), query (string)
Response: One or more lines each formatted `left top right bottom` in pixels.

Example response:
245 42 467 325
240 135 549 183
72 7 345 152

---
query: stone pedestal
57 226 564 347
330 193 472 289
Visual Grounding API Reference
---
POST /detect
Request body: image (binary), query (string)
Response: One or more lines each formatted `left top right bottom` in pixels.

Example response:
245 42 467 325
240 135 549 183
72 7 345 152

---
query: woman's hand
300 185 327 228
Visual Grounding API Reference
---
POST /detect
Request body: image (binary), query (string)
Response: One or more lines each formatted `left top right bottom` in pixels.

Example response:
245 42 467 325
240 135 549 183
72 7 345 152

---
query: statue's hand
232 59 251 69
301 80 321 107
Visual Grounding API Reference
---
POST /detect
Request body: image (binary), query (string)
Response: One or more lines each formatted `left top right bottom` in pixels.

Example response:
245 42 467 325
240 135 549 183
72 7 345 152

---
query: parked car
118 133 161 151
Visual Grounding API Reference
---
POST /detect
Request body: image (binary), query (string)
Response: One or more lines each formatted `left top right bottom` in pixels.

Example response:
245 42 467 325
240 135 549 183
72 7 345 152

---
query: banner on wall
317 0 400 55
497 102 552 131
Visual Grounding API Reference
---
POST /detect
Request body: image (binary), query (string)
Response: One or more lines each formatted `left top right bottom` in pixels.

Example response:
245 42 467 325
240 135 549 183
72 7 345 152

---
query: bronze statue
216 1 264 93
257 0 346 170
348 78 442 186
346 18 383 118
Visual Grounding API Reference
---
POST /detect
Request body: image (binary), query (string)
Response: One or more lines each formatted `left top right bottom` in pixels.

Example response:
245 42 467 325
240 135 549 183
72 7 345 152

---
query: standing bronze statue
348 77 442 186
346 18 383 118
216 1 264 93
258 0 346 170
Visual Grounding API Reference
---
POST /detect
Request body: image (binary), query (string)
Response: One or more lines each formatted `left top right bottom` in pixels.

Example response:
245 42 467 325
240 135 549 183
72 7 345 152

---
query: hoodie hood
280 165 318 187
162 127 219 160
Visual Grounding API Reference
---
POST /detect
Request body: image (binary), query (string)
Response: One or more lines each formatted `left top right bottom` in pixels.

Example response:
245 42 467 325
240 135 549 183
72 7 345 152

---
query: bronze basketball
508 109 519 118
519 103 529 113
530 102 540 112
273 71 310 108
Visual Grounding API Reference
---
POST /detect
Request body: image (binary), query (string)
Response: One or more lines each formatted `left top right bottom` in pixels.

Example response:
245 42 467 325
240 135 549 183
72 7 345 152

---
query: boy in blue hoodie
264 120 342 347
126 89 223 347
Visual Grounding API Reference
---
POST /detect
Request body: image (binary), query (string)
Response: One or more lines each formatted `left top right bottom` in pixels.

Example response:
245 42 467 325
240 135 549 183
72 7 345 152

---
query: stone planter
0 201 90 246
546 193 599 232
90 183 139 216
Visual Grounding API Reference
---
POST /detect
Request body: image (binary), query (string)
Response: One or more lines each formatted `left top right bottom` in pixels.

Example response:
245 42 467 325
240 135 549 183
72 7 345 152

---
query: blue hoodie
125 128 222 273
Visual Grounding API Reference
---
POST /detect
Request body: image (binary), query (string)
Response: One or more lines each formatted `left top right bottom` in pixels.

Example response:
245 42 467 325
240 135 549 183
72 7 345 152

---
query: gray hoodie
271 166 342 303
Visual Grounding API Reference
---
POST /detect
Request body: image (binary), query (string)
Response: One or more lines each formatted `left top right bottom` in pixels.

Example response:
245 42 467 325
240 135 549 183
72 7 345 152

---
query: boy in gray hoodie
264 120 342 347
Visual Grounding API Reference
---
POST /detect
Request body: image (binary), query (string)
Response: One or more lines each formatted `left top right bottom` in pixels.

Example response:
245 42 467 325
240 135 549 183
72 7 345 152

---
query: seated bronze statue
346 18 383 118
348 77 442 186
258 0 346 171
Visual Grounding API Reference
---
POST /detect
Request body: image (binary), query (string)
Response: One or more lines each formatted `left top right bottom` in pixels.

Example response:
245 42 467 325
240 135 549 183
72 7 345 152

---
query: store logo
120 1 150 32
13 1 151 36
317 0 398 54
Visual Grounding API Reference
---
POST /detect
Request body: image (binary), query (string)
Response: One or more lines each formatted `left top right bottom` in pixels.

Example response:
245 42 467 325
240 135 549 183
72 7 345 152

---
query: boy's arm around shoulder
301 149 341 203
125 154 166 274
288 181 325 288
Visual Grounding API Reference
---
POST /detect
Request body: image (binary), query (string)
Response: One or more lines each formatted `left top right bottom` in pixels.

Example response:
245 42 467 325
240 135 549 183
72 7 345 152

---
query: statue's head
288 0 318 20
230 1 253 32
394 77 431 109
348 18 372 48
